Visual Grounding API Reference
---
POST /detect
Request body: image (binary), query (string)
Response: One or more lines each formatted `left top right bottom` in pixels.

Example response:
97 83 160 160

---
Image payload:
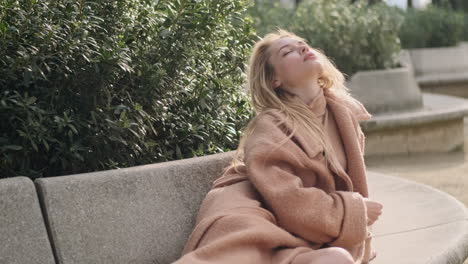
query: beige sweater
174 88 373 264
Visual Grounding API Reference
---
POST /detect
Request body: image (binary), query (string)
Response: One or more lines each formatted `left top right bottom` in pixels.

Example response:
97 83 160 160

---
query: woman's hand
363 198 383 226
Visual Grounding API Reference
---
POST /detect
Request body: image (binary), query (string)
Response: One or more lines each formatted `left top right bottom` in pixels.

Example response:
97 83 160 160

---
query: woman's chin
306 61 323 76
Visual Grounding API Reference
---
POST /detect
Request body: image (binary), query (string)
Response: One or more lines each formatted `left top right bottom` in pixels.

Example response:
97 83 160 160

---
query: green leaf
2 145 23 151
26 97 37 105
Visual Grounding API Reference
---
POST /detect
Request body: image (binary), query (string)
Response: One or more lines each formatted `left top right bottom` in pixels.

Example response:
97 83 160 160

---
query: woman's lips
304 52 316 61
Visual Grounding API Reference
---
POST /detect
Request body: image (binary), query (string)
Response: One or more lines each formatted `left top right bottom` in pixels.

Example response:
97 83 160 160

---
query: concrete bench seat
2 152 468 264
35 152 231 264
369 171 468 264
0 177 55 264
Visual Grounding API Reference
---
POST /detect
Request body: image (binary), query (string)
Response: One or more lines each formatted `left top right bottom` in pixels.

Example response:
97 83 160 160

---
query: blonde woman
174 30 383 264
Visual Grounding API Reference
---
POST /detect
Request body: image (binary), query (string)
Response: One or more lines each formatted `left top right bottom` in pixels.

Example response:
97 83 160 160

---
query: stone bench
369 172 468 264
408 43 468 98
1 152 468 264
35 152 231 264
0 177 55 264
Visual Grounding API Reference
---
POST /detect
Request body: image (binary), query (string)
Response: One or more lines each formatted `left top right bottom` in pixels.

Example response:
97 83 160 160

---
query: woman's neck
290 78 322 105
306 84 327 123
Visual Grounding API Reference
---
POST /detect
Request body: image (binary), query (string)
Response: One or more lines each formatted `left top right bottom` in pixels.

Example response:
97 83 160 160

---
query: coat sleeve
244 113 368 248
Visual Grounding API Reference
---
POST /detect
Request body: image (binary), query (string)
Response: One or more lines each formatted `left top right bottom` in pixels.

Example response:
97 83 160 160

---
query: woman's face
268 37 323 91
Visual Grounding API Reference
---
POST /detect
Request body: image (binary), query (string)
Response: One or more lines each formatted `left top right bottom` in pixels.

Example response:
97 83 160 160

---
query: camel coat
174 89 374 264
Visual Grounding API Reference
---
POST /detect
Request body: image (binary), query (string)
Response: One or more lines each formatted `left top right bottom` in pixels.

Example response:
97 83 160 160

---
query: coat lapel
324 92 369 197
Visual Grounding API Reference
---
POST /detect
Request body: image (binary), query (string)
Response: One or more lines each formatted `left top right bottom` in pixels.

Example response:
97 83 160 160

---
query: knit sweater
174 88 374 264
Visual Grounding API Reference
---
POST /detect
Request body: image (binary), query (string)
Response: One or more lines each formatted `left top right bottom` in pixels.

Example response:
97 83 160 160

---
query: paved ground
366 117 468 264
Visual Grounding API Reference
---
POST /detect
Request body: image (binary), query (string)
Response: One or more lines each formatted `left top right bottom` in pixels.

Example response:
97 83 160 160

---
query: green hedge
248 0 403 77
0 0 256 179
399 5 465 48
293 0 403 76
432 0 468 12
464 14 468 40
247 1 295 38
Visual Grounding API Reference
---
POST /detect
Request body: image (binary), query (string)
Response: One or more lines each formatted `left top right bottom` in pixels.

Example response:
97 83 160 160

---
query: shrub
432 0 468 41
247 1 294 37
432 0 468 12
399 5 465 48
464 13 468 41
247 0 403 77
0 0 256 179
290 0 403 77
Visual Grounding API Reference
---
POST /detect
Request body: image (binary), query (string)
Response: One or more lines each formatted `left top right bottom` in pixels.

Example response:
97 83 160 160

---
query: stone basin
347 60 468 157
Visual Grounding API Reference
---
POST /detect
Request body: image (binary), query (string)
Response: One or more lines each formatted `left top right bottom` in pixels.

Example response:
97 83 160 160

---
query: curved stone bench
35 152 231 264
0 177 55 264
2 152 467 264
369 171 468 264
361 93 468 157
408 44 468 98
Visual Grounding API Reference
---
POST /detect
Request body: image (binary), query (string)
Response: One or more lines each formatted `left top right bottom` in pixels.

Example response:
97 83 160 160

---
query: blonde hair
230 29 353 174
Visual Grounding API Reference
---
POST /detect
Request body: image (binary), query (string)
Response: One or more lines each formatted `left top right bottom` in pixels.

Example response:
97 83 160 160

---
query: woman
174 30 383 264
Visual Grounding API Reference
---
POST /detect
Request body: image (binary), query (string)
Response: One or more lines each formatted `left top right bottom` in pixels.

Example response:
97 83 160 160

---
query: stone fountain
347 50 468 158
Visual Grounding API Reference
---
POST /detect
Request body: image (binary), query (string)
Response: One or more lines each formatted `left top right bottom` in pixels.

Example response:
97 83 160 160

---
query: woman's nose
300 45 307 54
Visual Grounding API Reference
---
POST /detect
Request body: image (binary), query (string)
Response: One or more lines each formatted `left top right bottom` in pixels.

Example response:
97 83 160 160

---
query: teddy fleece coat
174 89 374 264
